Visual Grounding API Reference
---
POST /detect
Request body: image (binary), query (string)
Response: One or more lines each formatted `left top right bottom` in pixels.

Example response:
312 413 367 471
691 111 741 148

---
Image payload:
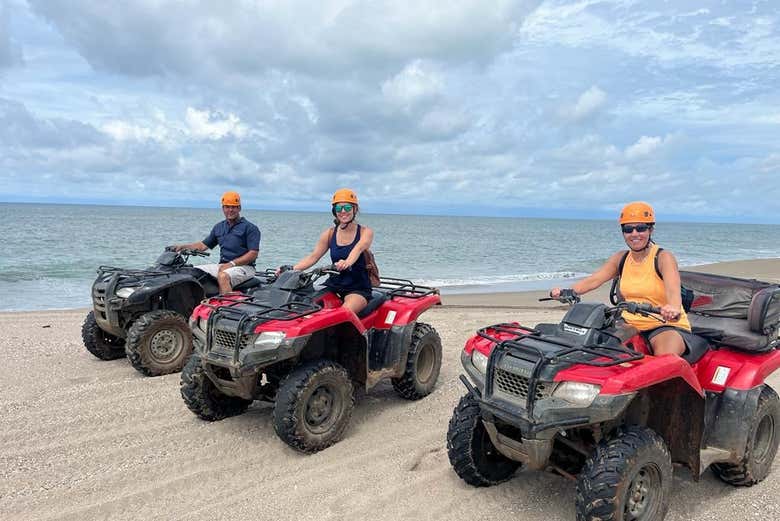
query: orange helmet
221 191 241 206
619 201 655 224
331 188 358 206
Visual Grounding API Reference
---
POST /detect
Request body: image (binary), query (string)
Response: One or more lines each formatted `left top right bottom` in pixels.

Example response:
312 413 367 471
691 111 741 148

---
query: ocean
3 202 780 311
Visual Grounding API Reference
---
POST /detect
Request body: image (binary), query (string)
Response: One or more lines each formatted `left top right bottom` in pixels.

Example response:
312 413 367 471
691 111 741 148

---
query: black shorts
643 325 696 355
332 288 373 301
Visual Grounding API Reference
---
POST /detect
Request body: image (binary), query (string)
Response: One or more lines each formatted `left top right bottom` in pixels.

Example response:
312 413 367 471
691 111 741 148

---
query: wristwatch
229 261 236 267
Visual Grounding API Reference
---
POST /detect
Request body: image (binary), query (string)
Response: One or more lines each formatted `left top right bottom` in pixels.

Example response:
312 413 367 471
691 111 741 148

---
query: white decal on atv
385 310 397 325
712 366 731 386
563 323 588 335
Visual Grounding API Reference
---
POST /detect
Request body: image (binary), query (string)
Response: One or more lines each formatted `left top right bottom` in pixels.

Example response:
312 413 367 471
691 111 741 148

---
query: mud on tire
447 393 521 486
576 425 672 521
180 354 252 420
273 360 354 453
392 322 442 400
125 310 192 376
712 385 780 486
82 311 126 360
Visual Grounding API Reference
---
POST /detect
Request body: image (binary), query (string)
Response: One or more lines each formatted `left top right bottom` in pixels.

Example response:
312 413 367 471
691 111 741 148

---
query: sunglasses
621 224 651 234
333 203 354 213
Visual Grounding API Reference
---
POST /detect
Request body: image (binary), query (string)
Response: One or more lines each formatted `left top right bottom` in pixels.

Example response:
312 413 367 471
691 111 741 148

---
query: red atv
181 265 442 453
447 271 780 521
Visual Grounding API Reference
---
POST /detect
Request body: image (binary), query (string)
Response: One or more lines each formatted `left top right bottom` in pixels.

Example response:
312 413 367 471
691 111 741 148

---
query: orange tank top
618 244 691 332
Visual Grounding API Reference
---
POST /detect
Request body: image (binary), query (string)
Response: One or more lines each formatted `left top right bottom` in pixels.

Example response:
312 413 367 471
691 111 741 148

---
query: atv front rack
376 277 439 299
202 295 323 364
478 323 644 418
97 266 170 279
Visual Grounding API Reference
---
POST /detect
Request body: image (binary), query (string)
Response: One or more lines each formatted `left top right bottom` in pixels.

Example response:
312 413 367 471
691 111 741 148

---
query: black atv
82 247 266 376
181 265 442 453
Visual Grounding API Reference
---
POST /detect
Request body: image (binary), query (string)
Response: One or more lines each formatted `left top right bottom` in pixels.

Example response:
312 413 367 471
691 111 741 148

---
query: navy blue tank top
326 225 371 292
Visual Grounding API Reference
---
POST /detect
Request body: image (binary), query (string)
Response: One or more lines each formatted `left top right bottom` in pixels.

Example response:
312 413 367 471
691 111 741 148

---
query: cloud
3 1 780 222
0 1 23 68
625 135 663 160
184 108 247 141
28 0 539 79
382 60 444 109
560 86 607 122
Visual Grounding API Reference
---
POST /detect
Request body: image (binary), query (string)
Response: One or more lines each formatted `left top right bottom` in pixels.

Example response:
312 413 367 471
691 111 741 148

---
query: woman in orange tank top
551 202 690 357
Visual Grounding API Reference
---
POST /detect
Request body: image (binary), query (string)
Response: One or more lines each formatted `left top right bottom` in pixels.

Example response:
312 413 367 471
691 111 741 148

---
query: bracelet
229 261 236 267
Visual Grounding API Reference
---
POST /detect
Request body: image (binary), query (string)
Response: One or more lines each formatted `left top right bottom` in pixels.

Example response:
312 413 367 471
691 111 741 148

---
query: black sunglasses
621 224 652 234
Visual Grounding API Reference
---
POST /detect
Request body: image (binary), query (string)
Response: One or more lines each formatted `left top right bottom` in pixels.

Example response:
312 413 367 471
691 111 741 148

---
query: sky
1 0 779 223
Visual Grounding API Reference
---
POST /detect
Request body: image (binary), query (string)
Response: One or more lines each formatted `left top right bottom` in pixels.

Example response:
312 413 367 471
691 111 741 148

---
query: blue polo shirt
203 217 261 266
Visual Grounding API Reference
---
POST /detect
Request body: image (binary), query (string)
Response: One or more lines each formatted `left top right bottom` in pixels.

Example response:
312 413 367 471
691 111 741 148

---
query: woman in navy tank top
291 188 374 314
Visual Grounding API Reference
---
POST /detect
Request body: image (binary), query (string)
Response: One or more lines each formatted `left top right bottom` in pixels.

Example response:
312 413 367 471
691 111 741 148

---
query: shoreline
1 257 778 314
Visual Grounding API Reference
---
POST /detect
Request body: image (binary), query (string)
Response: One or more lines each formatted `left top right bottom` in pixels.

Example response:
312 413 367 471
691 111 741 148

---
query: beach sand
1 259 779 521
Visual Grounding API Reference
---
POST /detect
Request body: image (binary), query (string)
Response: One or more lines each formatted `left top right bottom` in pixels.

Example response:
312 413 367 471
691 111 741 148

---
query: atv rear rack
478 322 644 418
377 277 439 299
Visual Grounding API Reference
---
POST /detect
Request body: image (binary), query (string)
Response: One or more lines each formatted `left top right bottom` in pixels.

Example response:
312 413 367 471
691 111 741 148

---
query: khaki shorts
196 264 256 287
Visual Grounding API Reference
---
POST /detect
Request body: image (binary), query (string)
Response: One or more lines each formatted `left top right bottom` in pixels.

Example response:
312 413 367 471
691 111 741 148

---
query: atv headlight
115 287 138 298
552 382 601 406
253 331 286 350
471 349 489 374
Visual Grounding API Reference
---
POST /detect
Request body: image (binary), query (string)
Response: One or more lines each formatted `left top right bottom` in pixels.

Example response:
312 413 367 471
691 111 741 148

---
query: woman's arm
292 229 331 271
335 227 374 271
552 251 622 297
657 250 683 320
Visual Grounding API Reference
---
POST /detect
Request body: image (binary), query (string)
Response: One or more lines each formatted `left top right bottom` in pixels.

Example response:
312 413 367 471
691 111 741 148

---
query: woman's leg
342 293 368 315
649 329 686 356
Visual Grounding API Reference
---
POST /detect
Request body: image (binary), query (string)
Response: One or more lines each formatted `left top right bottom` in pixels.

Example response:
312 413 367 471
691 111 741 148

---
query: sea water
3 202 780 311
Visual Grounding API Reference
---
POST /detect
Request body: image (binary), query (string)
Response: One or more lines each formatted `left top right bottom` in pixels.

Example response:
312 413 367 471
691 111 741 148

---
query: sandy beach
1 259 779 521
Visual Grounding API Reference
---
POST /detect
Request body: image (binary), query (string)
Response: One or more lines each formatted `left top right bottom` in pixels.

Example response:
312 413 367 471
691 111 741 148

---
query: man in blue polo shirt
174 191 261 293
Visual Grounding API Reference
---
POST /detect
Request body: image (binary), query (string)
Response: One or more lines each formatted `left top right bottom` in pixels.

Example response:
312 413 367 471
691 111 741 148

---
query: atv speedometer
471 349 488 374
552 382 601 406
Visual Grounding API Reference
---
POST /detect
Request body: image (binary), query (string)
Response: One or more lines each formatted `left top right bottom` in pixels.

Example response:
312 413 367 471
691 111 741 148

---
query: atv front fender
555 354 704 397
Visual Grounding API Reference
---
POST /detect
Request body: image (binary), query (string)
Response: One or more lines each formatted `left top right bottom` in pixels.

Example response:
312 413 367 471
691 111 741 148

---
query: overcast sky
1 1 779 222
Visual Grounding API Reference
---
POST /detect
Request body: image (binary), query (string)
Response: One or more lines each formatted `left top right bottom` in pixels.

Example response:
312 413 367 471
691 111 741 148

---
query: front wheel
446 393 521 486
82 311 126 360
392 323 442 400
712 385 780 486
273 360 354 453
125 310 192 376
180 354 252 420
576 426 672 521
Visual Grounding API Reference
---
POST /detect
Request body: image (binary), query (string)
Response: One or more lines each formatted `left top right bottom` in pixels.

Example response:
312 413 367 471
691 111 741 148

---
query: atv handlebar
165 246 210 258
539 288 581 305
614 301 666 323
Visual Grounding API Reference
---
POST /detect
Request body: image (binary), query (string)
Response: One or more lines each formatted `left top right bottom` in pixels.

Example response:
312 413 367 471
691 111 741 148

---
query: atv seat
357 290 389 318
688 313 778 353
680 332 710 364
234 277 264 292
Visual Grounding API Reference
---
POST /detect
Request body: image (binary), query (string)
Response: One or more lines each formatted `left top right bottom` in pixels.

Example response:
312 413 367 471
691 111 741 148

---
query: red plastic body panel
554 355 704 396
362 294 441 330
694 348 780 391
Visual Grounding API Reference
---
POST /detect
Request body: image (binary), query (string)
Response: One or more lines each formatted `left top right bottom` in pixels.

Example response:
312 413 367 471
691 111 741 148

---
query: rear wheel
392 323 442 400
447 393 521 486
273 360 354 453
125 310 192 376
712 385 780 486
81 311 125 360
576 426 672 521
180 354 251 420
